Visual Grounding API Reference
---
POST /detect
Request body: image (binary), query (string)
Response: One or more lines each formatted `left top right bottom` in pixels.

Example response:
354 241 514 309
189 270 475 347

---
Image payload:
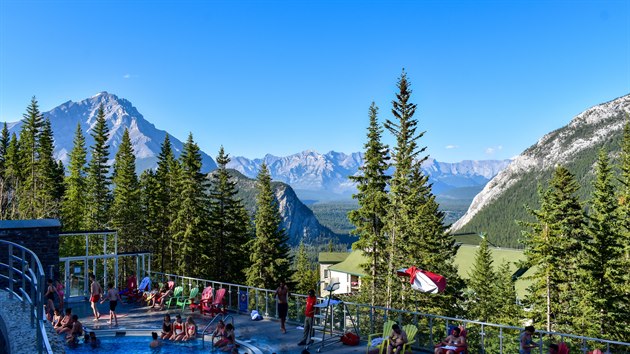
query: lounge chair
366 320 396 354
402 324 418 353
177 286 199 311
127 276 151 303
165 286 183 309
190 286 213 313
201 288 227 317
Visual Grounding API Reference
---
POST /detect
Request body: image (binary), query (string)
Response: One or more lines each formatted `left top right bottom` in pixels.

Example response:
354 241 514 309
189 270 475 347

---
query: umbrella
396 266 446 294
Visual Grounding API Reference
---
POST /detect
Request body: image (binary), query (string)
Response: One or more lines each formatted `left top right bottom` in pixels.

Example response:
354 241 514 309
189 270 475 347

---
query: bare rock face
451 94 630 234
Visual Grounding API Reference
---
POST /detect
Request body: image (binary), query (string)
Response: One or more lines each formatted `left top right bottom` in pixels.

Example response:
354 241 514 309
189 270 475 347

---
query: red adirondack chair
190 286 213 312
201 287 227 317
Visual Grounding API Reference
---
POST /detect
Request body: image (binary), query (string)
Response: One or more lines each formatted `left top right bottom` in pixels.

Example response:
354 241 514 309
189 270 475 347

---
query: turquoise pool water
63 330 261 354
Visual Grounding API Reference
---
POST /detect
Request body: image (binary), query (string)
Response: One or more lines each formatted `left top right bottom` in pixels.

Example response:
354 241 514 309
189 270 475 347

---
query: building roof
0 219 61 230
328 250 367 276
318 252 350 264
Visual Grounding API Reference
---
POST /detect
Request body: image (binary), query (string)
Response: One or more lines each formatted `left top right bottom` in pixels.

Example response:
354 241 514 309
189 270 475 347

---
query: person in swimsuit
212 320 227 347
387 324 408 354
150 332 161 348
89 274 102 320
434 327 466 354
55 279 65 310
220 323 236 352
51 308 62 327
56 308 73 334
170 314 185 341
183 317 197 341
520 326 539 354
44 279 56 320
275 280 289 333
101 282 122 326
66 315 82 341
161 314 173 340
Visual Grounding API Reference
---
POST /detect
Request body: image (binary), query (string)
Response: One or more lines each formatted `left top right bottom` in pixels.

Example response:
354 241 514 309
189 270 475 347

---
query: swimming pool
63 329 263 354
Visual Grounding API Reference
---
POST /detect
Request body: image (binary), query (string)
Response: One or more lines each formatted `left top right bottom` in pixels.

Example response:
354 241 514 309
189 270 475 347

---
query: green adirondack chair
402 324 418 353
177 286 199 311
166 286 183 308
367 320 396 354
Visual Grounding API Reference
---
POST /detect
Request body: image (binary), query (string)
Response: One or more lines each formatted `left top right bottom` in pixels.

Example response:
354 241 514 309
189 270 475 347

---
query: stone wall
0 219 61 280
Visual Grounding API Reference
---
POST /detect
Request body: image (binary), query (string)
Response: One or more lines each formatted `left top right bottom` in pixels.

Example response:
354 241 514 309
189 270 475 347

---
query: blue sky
1 0 628 162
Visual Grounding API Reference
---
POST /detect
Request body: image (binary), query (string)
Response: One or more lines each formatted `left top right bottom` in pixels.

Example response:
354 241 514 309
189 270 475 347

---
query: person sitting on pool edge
161 314 173 340
170 314 185 341
183 317 197 341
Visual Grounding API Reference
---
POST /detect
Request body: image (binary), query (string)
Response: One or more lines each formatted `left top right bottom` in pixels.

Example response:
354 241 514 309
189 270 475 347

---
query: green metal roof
328 250 368 276
318 252 350 264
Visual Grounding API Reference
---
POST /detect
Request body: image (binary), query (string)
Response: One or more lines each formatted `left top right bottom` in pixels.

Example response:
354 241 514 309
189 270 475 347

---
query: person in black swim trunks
275 280 289 333
101 282 122 326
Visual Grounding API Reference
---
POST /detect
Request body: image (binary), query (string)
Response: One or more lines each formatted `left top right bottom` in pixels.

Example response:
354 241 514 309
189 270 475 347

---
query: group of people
158 314 197 342
87 273 124 326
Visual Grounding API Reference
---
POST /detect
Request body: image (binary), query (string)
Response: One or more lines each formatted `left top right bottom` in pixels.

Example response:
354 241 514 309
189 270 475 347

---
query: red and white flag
396 266 446 294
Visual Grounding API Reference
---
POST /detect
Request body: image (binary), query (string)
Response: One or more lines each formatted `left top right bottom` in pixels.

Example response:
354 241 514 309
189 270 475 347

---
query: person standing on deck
101 282 122 326
275 280 289 333
89 274 103 320
298 289 316 346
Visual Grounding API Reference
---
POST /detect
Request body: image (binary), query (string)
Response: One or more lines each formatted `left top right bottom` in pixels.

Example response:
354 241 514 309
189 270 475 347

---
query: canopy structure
396 266 446 294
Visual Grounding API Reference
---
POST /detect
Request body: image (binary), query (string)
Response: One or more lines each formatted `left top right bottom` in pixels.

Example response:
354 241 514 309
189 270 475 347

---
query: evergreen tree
36 118 62 218
169 133 210 277
0 123 8 176
493 261 522 325
348 102 390 307
110 129 143 252
165 155 183 274
245 163 293 289
521 165 586 333
579 149 625 340
153 135 178 273
3 134 21 219
139 169 160 266
617 118 630 332
0 123 10 219
465 237 496 322
61 123 88 231
208 146 251 283
292 241 318 294
85 104 111 229
18 97 44 218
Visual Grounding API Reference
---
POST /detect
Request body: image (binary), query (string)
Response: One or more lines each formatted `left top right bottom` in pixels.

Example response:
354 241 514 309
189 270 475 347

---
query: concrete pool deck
66 298 401 354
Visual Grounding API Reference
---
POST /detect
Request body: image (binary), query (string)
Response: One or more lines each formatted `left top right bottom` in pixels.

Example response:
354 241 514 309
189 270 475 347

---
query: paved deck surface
63 298 399 354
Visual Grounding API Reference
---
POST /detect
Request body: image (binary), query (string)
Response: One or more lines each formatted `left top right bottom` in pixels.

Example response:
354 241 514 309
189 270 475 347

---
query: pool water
63 332 259 354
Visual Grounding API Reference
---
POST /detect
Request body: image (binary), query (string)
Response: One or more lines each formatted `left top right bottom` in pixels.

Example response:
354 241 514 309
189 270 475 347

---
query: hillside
451 94 630 247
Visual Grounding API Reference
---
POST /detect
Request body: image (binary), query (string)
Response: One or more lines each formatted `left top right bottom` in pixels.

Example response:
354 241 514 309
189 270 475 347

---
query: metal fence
0 240 53 354
150 271 630 354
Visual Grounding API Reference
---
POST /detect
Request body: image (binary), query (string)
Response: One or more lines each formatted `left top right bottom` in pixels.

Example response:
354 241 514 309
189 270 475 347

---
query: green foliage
85 104 111 229
61 123 88 232
246 163 293 289
2 133 20 219
208 146 252 283
18 96 44 218
37 118 64 218
465 238 496 322
110 129 143 252
291 241 318 294
349 102 390 307
309 200 357 235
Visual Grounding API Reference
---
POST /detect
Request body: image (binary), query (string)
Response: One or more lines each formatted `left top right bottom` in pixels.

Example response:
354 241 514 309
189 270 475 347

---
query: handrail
200 313 234 348
0 240 53 354
150 270 630 354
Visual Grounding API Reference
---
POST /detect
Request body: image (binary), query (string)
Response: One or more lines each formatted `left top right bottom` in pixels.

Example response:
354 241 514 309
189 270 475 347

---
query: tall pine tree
110 129 143 252
465 237 496 322
153 135 178 273
3 134 21 219
37 118 63 218
61 123 88 231
85 104 111 229
0 123 10 219
348 102 390 307
18 97 44 218
208 146 251 283
245 162 293 289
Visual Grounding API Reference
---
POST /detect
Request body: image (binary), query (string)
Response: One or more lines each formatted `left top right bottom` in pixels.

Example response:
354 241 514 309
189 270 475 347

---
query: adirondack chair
402 324 418 354
201 287 227 317
166 286 183 309
366 320 396 354
177 286 199 311
190 286 213 312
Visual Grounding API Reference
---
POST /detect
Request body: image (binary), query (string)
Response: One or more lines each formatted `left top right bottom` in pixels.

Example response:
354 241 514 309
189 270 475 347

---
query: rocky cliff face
450 94 630 245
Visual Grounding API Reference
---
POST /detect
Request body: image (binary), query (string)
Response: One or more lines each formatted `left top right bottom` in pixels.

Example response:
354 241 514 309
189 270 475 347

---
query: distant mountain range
227 152 511 203
451 93 630 247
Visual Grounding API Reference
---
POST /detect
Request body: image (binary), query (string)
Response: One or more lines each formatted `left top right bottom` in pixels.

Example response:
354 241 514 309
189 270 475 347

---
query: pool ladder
200 314 234 348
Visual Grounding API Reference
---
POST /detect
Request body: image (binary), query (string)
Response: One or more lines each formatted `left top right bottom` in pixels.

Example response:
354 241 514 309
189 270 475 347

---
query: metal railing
200 314 234 348
0 240 53 354
150 271 630 354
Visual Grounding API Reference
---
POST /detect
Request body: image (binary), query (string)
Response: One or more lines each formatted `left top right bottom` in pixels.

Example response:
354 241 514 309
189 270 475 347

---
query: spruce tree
3 134 21 219
348 102 390 307
617 118 630 333
61 123 88 231
579 149 625 340
0 123 8 176
153 135 177 272
110 129 143 252
18 96 44 218
36 118 62 218
465 237 496 322
169 133 210 277
139 169 160 265
0 123 10 219
245 163 293 289
292 241 318 294
208 146 251 283
521 165 586 333
85 104 111 229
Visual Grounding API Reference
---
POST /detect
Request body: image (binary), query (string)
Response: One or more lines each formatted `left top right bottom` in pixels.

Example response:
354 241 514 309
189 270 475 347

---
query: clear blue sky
1 0 629 162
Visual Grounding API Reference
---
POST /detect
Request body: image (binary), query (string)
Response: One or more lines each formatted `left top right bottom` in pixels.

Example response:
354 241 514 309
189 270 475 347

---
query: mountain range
451 93 630 247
